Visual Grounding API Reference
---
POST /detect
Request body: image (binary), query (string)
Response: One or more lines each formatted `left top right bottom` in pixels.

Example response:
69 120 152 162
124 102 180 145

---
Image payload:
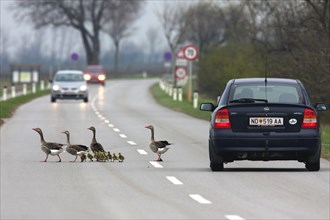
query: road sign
71 52 79 61
175 67 187 79
164 52 172 61
176 58 187 66
176 48 185 58
183 45 199 61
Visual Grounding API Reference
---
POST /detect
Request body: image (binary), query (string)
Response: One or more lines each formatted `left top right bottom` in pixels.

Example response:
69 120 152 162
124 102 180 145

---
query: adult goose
32 128 64 162
87 126 106 153
61 130 89 162
145 125 172 161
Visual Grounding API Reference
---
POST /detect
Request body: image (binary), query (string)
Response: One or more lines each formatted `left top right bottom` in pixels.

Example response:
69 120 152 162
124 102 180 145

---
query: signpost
183 45 199 102
172 44 199 102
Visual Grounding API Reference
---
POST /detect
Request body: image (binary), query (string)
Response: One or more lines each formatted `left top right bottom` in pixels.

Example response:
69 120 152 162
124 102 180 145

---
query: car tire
209 140 224 171
305 144 321 171
84 97 88 103
51 96 56 102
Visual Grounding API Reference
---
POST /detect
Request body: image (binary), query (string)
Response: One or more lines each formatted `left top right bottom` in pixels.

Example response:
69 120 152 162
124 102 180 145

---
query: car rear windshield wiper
229 98 268 103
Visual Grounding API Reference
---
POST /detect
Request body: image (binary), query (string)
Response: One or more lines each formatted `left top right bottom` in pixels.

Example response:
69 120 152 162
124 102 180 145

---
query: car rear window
230 83 304 104
55 73 84 82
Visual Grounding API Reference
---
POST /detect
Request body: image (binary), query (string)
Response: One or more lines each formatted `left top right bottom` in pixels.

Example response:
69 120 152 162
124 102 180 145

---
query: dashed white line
189 194 212 204
119 134 127 138
127 141 137 145
108 124 114 127
113 128 120 132
137 149 148 155
225 215 245 220
149 161 163 168
104 120 110 124
166 176 183 185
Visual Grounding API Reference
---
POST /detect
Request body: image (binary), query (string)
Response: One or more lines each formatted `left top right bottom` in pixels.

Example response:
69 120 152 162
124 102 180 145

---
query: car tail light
302 108 318 129
214 108 231 128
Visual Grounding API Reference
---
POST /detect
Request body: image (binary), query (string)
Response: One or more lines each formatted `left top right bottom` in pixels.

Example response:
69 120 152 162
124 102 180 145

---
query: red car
83 65 106 85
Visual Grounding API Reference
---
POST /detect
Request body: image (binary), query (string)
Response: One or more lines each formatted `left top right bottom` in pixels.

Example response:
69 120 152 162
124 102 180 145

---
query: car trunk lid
228 104 306 132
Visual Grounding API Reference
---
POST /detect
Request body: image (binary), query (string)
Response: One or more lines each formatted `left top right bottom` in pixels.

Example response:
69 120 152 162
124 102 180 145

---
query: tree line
157 0 329 108
8 0 330 108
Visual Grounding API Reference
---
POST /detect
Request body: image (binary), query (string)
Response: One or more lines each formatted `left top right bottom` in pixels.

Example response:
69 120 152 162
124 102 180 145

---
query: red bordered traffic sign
176 47 185 58
183 44 199 61
175 67 187 79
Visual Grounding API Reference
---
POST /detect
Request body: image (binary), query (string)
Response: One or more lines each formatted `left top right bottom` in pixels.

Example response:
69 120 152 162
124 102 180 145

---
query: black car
200 78 327 171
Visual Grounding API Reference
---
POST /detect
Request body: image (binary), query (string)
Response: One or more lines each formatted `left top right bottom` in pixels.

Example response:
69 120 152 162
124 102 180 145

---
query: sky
0 0 175 57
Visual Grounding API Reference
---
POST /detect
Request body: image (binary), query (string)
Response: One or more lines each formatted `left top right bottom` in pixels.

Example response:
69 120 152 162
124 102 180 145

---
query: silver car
50 70 88 103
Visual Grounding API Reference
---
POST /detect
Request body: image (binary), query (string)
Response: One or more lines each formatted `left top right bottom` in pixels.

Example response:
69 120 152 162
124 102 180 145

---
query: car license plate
249 117 283 126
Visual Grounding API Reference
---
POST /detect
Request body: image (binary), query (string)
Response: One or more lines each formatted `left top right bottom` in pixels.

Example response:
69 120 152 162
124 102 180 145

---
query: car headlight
52 85 60 91
80 85 87 91
98 75 106 81
84 74 91 81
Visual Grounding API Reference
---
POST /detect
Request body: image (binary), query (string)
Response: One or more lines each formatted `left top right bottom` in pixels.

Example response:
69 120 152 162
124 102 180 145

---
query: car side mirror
315 103 327 111
200 103 215 111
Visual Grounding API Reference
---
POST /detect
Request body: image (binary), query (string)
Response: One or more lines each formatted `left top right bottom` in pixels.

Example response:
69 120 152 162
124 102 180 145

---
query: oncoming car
83 65 106 85
50 70 88 103
200 78 327 171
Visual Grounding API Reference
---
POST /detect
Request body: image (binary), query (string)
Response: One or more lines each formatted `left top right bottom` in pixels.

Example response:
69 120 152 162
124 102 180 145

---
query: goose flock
32 126 125 163
32 125 172 163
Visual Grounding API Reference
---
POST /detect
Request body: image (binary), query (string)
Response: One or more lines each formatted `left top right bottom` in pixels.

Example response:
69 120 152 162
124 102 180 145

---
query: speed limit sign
183 44 199 61
175 67 187 79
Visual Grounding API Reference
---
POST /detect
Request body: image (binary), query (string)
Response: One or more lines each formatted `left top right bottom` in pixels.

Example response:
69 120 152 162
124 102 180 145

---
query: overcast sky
0 0 176 57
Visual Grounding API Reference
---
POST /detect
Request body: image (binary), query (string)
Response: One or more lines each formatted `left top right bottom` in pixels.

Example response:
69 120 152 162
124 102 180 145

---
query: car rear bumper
210 129 321 160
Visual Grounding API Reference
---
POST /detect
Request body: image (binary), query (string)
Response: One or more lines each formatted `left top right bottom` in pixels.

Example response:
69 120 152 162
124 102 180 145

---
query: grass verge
0 90 49 126
150 83 330 160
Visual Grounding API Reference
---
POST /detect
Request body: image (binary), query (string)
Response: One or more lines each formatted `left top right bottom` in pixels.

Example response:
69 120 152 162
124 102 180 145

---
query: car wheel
305 144 321 171
84 97 88 103
51 96 56 102
209 140 224 171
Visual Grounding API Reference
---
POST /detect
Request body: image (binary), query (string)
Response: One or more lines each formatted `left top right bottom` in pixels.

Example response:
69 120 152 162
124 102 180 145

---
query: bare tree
146 26 161 63
181 2 225 55
103 0 144 76
14 0 123 65
156 2 188 86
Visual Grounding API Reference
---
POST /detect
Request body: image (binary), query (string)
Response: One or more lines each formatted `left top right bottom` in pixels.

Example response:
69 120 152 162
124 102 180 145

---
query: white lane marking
149 161 163 168
166 176 183 185
113 128 120 132
108 124 114 128
225 215 245 220
189 194 212 204
137 149 148 155
127 141 137 145
119 134 127 138
104 120 110 124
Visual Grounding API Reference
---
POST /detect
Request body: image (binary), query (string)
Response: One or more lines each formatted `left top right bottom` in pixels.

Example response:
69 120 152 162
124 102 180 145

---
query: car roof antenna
265 55 268 99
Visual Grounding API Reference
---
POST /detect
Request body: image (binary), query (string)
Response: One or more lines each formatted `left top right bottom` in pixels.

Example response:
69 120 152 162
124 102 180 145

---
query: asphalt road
1 79 329 219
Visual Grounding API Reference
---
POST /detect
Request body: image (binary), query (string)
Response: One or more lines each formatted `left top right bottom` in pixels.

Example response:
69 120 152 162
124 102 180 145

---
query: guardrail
1 80 50 101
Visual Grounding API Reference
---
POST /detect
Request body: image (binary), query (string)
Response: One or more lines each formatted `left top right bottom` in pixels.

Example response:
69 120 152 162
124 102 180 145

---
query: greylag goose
32 128 64 162
61 130 89 162
87 126 106 153
145 125 172 161
112 153 119 162
107 151 113 162
87 152 94 162
118 153 125 162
